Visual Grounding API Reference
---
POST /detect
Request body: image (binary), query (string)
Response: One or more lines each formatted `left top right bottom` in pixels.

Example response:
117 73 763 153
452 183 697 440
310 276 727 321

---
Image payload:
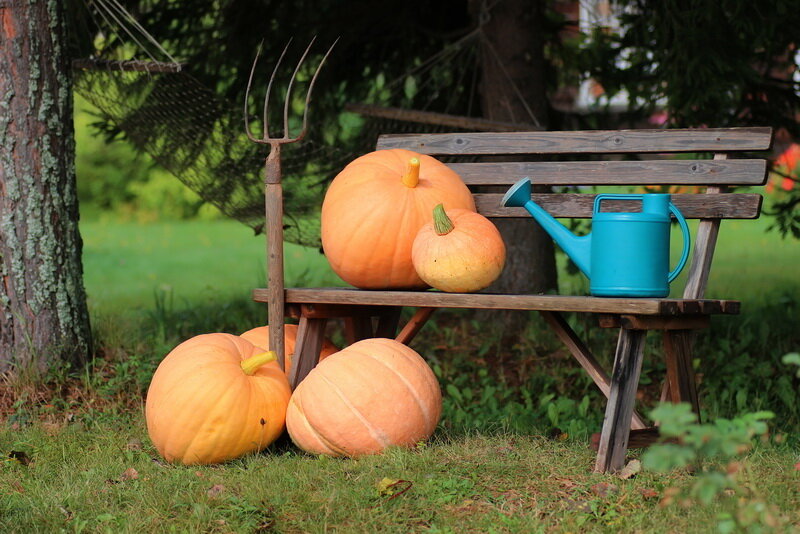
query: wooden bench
253 127 773 473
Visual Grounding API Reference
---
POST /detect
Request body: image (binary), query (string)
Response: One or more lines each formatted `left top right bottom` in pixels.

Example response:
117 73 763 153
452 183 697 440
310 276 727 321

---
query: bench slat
448 159 767 186
474 193 762 219
377 127 773 155
251 288 740 316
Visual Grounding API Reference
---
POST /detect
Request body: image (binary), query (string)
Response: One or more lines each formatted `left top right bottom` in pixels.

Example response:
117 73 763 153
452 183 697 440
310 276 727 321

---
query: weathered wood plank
396 307 436 345
540 311 647 430
595 328 648 473
663 330 701 417
253 288 741 315
448 159 767 186
377 128 773 155
597 314 710 330
475 193 762 219
288 317 327 389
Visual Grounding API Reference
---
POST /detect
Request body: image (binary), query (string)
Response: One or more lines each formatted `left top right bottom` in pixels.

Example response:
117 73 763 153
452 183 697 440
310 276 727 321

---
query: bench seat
253 288 740 316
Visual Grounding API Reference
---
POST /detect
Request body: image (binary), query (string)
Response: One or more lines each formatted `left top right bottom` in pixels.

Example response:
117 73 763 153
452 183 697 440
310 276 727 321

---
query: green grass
0 214 792 532
1 422 797 533
81 215 800 315
80 218 342 314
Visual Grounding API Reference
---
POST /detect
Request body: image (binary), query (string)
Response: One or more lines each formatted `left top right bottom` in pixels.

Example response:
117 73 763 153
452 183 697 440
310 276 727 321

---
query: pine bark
0 0 92 374
469 0 558 335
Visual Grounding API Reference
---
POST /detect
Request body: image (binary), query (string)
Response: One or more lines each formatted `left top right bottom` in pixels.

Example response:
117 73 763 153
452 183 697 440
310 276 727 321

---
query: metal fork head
244 37 337 147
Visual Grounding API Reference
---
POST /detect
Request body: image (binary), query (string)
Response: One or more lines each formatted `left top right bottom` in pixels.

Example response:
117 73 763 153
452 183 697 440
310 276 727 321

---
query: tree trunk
0 1 92 375
469 0 558 336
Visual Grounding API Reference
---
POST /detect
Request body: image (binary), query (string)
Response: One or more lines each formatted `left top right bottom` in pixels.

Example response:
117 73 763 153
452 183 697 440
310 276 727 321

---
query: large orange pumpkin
321 149 476 289
145 333 291 465
412 205 506 292
286 338 442 457
239 325 339 375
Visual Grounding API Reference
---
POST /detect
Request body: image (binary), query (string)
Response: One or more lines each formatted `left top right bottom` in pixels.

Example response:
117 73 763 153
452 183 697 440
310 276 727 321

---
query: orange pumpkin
239 325 339 375
286 338 441 457
145 333 291 465
321 149 476 289
412 204 506 293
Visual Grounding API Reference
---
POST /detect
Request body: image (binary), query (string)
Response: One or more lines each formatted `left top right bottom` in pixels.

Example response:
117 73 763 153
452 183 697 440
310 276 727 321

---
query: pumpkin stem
401 157 420 188
433 204 454 236
241 351 277 375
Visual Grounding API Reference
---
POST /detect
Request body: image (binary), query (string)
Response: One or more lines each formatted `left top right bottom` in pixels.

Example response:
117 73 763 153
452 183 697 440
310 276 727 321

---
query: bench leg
663 329 701 419
344 316 373 345
396 307 437 345
289 316 328 389
540 311 647 430
375 307 403 338
594 328 647 473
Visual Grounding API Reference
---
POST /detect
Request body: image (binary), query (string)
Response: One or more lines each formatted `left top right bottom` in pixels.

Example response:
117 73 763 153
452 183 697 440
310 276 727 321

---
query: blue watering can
502 178 691 297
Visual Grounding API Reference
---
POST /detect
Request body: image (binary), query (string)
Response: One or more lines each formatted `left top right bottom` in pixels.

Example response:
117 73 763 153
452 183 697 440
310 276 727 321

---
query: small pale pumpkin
145 333 291 465
321 149 476 289
412 204 506 292
286 338 441 457
239 325 339 375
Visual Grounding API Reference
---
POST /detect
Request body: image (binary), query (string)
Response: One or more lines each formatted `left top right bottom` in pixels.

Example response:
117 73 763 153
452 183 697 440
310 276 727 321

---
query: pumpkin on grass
145 333 291 465
412 204 506 293
321 149 476 289
239 325 339 375
286 338 441 457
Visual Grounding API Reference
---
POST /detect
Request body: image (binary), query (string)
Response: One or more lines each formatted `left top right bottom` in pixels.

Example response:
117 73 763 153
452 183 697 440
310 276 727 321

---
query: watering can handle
668 202 691 283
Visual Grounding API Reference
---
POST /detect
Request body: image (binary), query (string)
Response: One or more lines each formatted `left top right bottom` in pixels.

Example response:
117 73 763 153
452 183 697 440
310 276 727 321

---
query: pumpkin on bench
253 127 773 473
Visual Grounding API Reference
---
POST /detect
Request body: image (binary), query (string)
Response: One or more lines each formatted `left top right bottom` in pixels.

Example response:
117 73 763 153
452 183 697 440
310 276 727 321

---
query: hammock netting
73 65 476 248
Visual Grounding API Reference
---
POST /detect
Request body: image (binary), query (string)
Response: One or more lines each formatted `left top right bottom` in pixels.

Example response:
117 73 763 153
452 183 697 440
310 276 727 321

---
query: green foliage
642 404 786 531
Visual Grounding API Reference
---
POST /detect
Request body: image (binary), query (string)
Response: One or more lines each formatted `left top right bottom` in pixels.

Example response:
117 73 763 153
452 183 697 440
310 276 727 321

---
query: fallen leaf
658 486 681 508
639 487 659 500
120 467 139 481
617 459 641 480
377 477 401 496
794 462 800 471
207 484 225 498
590 482 618 497
8 450 31 466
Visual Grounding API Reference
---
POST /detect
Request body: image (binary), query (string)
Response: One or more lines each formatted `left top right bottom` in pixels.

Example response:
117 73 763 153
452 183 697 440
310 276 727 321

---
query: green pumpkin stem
433 204 455 236
401 157 420 188
241 351 277 375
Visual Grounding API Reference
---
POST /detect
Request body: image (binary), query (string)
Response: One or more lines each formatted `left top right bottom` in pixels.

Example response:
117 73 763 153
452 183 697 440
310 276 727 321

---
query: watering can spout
502 178 592 276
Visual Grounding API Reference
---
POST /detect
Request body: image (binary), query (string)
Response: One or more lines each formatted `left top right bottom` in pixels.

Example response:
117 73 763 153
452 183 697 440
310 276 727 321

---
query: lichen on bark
0 0 92 373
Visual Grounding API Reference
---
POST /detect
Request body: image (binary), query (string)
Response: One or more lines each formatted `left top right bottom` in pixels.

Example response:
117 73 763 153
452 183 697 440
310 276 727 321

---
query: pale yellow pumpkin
412 205 506 292
286 338 441 457
321 149 476 289
145 333 291 465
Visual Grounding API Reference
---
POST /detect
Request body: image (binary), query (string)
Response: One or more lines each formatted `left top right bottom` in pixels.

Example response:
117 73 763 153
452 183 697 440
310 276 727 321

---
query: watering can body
502 179 691 298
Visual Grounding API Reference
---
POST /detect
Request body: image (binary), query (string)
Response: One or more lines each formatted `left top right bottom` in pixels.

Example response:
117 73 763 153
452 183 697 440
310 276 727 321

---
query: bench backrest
375 127 774 299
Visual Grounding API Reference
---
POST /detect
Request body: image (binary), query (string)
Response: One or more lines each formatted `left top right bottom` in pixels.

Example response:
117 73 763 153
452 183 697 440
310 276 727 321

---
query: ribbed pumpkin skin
239 325 339 375
286 338 442 457
412 208 506 293
145 333 291 465
321 149 476 289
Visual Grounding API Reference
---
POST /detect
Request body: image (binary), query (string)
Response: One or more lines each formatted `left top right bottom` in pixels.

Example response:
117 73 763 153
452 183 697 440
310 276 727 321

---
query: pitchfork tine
266 39 293 138
296 37 338 142
243 42 264 143
283 37 316 137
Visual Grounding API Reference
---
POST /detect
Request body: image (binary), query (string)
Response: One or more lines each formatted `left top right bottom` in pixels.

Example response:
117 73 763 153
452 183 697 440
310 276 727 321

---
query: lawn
80 215 800 314
1 214 797 533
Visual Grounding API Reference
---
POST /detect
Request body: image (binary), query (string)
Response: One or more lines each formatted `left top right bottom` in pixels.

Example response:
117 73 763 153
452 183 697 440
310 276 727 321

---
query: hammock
72 0 536 248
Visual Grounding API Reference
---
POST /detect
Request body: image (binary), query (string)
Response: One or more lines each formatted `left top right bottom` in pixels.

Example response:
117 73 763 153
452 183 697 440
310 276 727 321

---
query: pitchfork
244 38 336 372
